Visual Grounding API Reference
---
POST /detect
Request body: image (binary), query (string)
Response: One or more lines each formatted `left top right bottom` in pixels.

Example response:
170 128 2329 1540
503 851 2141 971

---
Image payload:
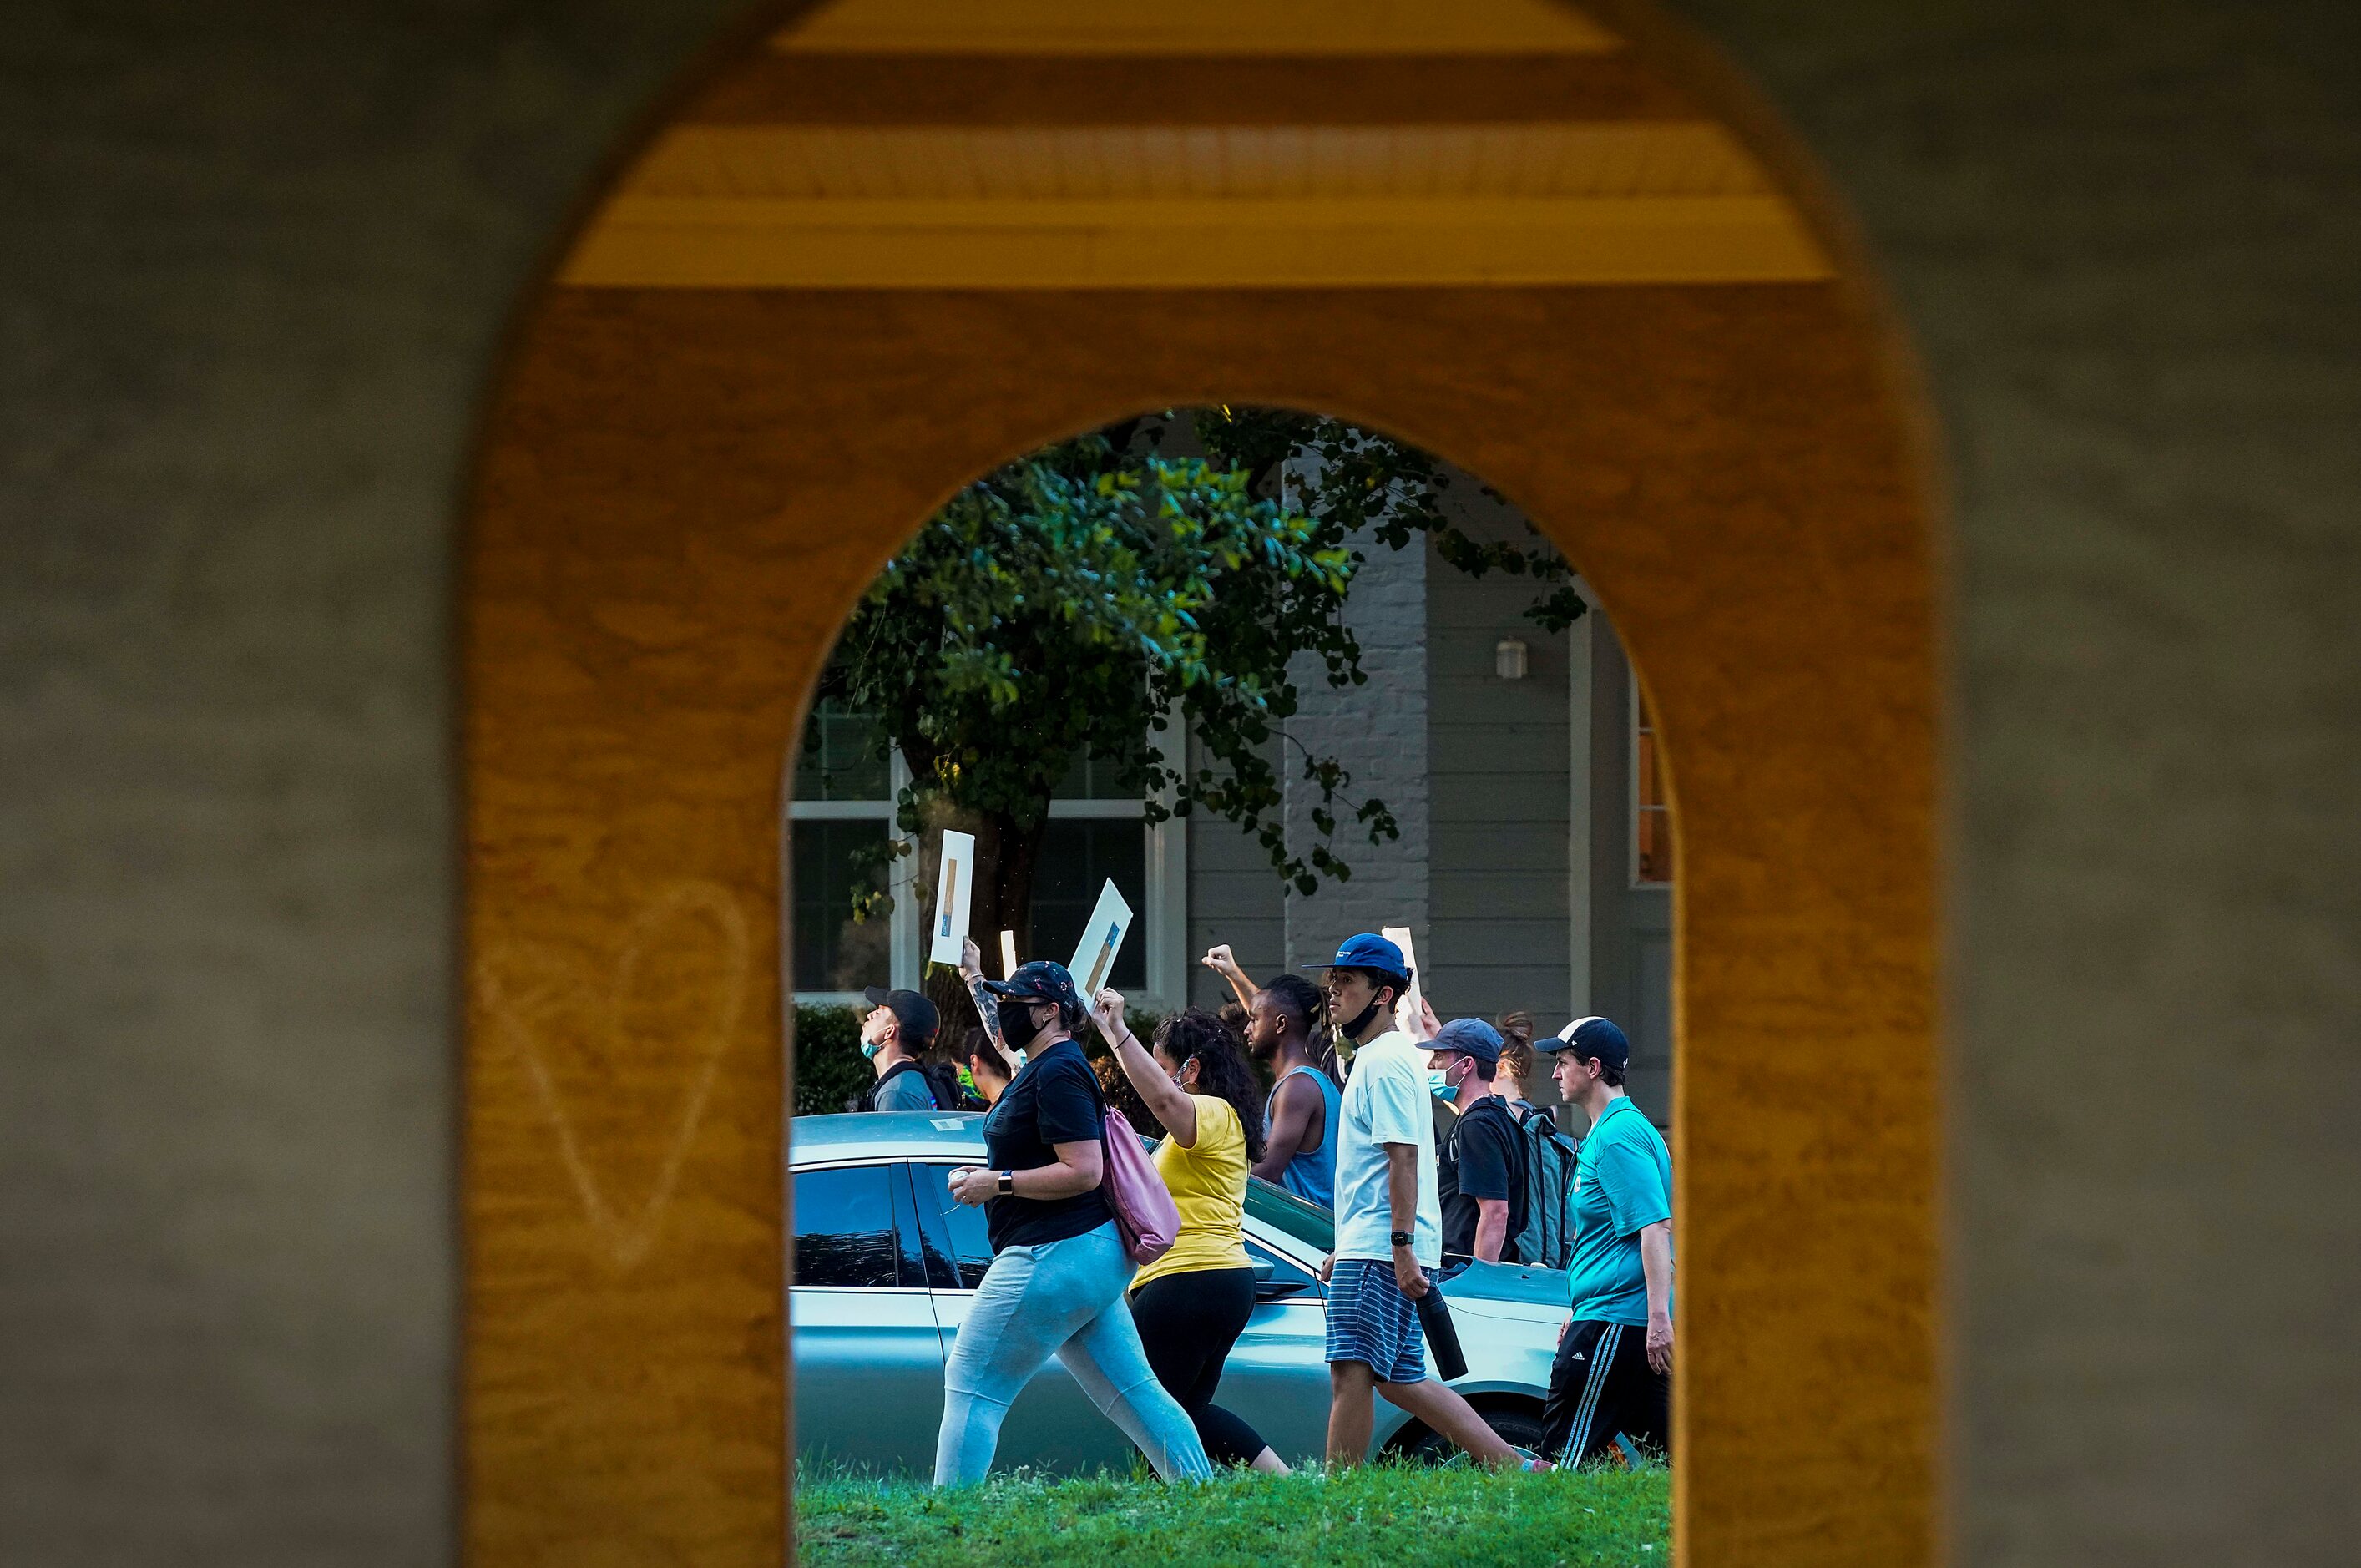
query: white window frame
786 726 1189 1012
1629 667 1672 891
786 749 916 1009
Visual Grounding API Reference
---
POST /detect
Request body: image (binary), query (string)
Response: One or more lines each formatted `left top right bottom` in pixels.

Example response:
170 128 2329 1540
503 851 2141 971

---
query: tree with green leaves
815 408 1581 986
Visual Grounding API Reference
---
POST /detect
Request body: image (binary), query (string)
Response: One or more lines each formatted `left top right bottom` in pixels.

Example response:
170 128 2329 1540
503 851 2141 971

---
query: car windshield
1243 1176 1333 1253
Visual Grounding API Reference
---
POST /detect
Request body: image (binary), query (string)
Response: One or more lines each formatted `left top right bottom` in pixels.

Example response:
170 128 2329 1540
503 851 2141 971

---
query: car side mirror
1251 1257 1308 1302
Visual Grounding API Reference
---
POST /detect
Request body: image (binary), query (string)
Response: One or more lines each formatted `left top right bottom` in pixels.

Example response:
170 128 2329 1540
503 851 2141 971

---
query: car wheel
1394 1404 1548 1465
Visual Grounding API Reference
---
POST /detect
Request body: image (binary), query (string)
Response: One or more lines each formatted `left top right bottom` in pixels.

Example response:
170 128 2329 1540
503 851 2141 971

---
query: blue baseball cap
1429 1017 1504 1070
1547 1015 1630 1071
1308 933 1410 984
980 959 1085 1022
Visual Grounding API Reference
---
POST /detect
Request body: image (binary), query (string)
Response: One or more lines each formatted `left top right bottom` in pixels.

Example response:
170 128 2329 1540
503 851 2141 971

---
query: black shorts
1540 1318 1668 1465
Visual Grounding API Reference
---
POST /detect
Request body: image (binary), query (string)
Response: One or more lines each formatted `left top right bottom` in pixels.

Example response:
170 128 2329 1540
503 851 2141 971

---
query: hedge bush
793 1004 871 1116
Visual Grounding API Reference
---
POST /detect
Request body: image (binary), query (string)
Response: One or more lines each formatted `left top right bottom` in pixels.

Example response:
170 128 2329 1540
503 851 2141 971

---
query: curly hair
1154 1007 1269 1166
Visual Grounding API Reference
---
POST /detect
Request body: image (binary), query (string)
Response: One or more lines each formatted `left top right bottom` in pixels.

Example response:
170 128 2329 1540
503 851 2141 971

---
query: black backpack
857 1059 976 1113
1508 1102 1581 1270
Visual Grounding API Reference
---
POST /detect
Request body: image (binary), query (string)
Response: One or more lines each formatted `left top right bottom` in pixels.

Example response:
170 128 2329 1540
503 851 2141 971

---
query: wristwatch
1390 1230 1413 1249
998 1170 1015 1196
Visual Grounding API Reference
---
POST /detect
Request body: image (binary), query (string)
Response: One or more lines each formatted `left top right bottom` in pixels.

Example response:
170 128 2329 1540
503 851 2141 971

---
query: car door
789 1160 943 1474
908 1160 1130 1474
1210 1236 1336 1465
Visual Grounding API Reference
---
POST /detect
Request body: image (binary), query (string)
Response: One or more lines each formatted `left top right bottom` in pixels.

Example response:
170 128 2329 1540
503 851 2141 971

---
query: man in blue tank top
1213 954 1338 1209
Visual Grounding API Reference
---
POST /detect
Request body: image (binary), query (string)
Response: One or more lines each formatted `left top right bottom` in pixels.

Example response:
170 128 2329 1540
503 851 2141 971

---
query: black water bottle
1417 1282 1469 1381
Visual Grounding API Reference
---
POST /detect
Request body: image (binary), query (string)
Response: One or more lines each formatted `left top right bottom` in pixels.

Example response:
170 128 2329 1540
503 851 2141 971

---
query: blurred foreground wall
3 1 2355 1561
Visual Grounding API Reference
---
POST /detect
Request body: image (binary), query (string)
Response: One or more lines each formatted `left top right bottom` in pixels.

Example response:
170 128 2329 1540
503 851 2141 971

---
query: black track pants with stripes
1539 1318 1668 1465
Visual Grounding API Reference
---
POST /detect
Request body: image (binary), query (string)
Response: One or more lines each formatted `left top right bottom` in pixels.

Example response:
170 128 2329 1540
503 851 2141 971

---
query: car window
1244 1176 1335 1254
791 1165 904 1289
912 1162 994 1288
1244 1236 1318 1298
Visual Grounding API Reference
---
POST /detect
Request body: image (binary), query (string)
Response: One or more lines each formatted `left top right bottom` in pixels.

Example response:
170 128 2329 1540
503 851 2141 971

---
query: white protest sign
1068 880 1135 998
999 930 1019 980
1382 925 1425 1034
928 830 977 966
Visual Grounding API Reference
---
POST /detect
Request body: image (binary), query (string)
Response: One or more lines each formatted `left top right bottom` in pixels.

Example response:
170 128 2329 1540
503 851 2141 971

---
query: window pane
1636 807 1674 884
793 700 892 802
914 1163 994 1288
791 820 892 992
1029 819 1146 989
1636 727 1662 808
792 1165 902 1288
1052 740 1145 801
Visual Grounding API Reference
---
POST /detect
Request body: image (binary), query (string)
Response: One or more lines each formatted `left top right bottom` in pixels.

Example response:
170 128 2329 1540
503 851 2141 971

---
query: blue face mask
1426 1066 1457 1101
860 1038 882 1060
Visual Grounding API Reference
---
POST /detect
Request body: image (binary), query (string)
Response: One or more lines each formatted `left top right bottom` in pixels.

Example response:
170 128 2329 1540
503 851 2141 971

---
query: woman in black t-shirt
931 960 1211 1487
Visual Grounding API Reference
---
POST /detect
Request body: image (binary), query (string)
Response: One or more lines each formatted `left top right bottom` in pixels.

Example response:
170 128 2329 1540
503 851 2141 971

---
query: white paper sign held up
1069 881 1135 997
1381 925 1424 1033
928 830 977 966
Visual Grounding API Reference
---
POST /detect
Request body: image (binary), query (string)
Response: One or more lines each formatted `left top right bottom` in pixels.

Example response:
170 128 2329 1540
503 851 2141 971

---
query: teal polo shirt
1565 1097 1674 1326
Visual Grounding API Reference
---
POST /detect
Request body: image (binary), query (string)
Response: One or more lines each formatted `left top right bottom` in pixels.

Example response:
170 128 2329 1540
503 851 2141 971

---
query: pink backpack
1099 1105 1180 1267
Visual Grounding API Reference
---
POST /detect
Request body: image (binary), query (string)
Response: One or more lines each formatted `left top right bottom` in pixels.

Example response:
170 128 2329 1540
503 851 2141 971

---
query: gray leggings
933 1221 1213 1486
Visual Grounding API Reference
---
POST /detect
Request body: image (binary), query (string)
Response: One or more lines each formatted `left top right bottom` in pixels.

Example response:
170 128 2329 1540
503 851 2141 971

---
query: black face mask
998 999 1045 1052
1337 994 1388 1042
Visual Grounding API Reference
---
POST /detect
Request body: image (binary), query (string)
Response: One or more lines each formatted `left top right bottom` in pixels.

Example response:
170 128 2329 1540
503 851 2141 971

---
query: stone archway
462 3 1940 1561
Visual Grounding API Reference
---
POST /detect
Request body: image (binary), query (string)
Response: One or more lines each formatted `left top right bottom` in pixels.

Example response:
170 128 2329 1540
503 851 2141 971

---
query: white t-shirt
1332 1031 1443 1268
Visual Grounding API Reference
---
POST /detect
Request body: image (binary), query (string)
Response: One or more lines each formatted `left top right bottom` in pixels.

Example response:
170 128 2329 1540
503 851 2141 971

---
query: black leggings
1128 1267 1270 1468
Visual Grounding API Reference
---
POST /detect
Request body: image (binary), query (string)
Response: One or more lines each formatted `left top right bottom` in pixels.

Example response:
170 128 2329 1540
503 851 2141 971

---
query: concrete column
1282 524 1430 974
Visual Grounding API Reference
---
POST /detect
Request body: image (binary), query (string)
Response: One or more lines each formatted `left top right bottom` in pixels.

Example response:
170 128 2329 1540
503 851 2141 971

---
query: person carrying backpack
854 987 964 1112
1505 1095 1580 1272
1426 1018 1528 1265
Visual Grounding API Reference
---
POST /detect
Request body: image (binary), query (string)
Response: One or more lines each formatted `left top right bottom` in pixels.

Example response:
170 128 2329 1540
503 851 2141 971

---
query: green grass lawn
796 1461 1670 1567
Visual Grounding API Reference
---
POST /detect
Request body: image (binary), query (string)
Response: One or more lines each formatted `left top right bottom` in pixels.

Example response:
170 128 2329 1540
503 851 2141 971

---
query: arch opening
461 3 1939 1563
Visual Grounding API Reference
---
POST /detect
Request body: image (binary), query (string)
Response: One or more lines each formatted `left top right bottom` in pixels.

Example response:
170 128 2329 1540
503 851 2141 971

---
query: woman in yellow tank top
1090 991 1291 1474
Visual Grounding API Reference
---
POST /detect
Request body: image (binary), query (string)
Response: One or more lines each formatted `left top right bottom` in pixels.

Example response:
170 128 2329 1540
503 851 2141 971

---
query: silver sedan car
791 1111 1572 1472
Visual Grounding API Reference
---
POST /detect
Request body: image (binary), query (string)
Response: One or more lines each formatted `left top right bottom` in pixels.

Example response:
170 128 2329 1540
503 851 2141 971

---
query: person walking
853 986 953 1111
1310 933 1548 1472
1206 942 1347 1089
1539 1016 1673 1466
1092 992 1291 1473
932 960 1212 1487
1241 972 1338 1206
1427 1018 1529 1266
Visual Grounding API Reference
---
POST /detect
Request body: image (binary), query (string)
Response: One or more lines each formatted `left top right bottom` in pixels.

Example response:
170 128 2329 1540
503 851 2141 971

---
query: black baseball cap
978 959 1086 1024
862 986 940 1050
1546 1015 1630 1071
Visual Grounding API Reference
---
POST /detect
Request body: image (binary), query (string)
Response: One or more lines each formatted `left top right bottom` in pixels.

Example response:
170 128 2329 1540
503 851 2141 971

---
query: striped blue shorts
1324 1257 1432 1383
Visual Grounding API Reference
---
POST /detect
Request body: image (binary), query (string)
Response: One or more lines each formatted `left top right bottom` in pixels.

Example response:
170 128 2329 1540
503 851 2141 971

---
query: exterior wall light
1495 636 1529 680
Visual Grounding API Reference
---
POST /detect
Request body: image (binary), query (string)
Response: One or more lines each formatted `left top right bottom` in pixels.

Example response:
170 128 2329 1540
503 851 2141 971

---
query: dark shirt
1439 1095 1527 1262
979 1039 1110 1253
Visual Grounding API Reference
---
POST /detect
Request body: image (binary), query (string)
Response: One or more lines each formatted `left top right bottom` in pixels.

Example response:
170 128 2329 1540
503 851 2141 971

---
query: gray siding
1423 481 1574 1027
1183 732 1287 1012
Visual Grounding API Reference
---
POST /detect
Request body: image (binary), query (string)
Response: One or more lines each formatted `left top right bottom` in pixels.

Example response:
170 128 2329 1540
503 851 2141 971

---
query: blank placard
1067 880 1135 997
928 830 976 966
1382 924 1424 1032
